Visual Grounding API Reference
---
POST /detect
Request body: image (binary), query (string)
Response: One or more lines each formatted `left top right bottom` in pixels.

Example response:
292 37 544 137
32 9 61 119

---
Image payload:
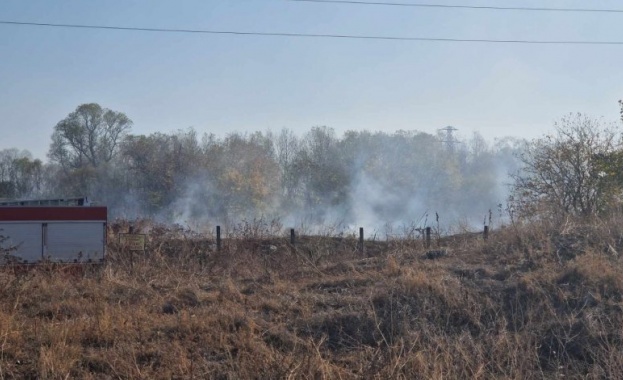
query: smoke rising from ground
0 127 522 234
99 128 522 234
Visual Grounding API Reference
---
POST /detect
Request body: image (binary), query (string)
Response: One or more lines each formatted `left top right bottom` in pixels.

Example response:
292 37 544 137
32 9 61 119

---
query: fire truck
0 197 107 264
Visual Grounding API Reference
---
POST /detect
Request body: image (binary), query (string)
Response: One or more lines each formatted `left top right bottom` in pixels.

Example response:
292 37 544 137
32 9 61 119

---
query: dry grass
1 216 623 379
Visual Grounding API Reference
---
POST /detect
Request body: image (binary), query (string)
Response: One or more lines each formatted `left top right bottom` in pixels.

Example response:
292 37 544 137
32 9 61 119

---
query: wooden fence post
359 227 364 254
425 227 431 249
128 225 134 271
290 228 296 253
216 225 221 251
483 225 489 241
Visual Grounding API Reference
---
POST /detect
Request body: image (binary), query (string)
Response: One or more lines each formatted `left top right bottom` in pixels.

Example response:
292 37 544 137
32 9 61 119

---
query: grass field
1 217 623 379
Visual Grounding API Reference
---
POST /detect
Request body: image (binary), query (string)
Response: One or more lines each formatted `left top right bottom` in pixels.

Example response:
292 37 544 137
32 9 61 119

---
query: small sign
119 233 146 251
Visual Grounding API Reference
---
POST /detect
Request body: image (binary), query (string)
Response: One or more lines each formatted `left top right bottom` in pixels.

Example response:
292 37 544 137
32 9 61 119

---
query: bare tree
511 113 622 218
274 128 301 201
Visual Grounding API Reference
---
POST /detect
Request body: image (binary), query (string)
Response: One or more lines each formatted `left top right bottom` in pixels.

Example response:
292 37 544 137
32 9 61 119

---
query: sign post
119 233 146 251
119 232 146 273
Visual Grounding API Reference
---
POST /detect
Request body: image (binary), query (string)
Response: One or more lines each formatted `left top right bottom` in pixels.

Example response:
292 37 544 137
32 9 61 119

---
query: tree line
2 102 622 228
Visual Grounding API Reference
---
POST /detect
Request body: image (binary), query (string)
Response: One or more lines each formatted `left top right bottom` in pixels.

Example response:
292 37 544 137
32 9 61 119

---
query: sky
1 0 622 160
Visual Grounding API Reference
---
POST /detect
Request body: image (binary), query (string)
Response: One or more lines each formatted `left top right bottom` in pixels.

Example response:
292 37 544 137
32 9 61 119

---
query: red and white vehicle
0 198 107 264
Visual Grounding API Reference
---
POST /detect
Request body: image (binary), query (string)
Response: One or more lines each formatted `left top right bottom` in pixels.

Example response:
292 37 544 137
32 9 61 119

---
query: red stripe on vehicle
0 207 107 221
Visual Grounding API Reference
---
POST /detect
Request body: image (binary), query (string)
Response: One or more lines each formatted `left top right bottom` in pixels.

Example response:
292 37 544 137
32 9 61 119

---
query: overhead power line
2 20 623 45
285 0 623 13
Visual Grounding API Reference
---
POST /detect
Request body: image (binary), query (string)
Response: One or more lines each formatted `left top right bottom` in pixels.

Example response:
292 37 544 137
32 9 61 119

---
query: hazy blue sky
1 0 622 159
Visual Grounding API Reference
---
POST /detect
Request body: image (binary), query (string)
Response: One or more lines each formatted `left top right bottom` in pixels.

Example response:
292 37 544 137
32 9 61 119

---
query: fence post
359 227 364 254
128 225 134 271
216 225 221 251
483 225 489 241
425 227 431 249
290 228 296 253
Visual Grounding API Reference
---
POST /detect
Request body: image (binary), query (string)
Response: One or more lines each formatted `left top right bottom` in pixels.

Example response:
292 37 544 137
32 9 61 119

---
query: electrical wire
285 0 623 13
2 20 622 45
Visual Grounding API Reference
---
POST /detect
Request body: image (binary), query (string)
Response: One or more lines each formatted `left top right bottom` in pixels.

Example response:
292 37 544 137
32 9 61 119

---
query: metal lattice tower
439 126 458 152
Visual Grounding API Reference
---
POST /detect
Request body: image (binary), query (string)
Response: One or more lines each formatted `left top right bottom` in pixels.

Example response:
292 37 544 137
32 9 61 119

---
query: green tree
48 103 132 195
120 129 205 214
294 127 350 217
48 103 132 169
0 149 43 199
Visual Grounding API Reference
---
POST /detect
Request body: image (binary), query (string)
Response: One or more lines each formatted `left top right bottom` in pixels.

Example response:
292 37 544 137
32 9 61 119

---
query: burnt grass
1 219 623 379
